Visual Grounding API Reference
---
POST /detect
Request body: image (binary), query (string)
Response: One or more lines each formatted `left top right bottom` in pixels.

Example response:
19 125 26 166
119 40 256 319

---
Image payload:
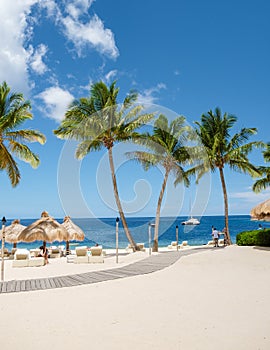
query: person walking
212 228 220 247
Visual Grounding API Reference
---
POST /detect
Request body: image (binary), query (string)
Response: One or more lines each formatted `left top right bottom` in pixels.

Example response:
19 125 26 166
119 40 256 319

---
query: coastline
0 245 269 349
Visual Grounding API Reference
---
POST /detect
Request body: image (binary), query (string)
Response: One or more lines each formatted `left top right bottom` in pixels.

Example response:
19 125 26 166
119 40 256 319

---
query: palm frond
8 141 40 168
6 130 46 144
126 151 161 170
252 175 270 193
75 140 102 159
0 144 20 186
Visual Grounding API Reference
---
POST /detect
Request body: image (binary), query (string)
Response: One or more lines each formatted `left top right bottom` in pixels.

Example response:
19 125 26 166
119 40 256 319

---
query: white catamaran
181 216 200 225
181 197 200 225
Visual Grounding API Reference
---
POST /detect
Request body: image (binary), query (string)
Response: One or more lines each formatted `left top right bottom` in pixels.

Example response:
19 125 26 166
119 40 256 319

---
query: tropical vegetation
236 229 270 247
252 143 270 193
54 81 154 251
126 114 191 251
0 81 46 187
188 107 263 245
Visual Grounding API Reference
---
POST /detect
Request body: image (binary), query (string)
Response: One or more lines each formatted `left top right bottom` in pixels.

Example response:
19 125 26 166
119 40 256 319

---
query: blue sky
0 0 270 219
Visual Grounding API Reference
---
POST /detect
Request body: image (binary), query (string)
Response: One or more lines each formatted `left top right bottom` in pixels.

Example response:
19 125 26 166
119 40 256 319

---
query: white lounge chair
12 249 45 267
179 241 189 248
168 241 178 249
28 257 45 267
89 246 104 263
74 246 88 264
49 246 61 258
12 249 30 267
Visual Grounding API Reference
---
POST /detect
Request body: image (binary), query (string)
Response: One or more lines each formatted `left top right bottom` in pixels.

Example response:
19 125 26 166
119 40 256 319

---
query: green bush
236 229 270 246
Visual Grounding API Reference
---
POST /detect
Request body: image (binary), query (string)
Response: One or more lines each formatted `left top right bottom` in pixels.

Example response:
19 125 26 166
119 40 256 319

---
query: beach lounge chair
9 248 17 260
137 243 146 252
2 248 10 258
168 241 178 249
28 257 45 267
89 246 104 263
12 249 30 267
179 241 189 248
74 246 88 264
218 239 224 246
12 249 45 267
49 246 61 258
30 249 40 257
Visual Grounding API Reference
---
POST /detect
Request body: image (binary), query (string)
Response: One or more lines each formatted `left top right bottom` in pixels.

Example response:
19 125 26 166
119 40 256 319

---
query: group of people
211 226 227 247
37 243 100 265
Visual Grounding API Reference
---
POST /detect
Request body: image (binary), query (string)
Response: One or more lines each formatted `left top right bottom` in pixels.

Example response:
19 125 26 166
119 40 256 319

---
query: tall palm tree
0 81 46 186
127 114 191 252
252 143 270 193
54 81 154 251
191 107 263 245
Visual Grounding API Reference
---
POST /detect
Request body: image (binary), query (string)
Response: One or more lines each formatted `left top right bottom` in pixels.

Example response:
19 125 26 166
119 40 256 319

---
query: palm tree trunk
153 169 170 252
218 167 232 245
108 147 138 251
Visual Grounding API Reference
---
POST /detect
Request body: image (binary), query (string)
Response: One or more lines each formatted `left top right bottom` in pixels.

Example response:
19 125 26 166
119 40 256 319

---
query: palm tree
54 81 154 251
191 107 263 245
252 143 270 193
0 81 46 186
127 114 191 252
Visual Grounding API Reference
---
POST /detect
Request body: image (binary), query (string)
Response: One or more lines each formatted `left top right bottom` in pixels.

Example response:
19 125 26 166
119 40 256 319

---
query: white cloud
36 86 74 121
28 44 48 74
61 14 119 59
0 0 39 94
137 83 167 105
41 1 119 59
105 69 117 82
0 0 118 97
67 0 95 19
230 187 270 202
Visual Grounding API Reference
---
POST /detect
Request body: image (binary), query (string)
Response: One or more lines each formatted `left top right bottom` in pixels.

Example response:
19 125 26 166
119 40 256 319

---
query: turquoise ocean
3 215 269 250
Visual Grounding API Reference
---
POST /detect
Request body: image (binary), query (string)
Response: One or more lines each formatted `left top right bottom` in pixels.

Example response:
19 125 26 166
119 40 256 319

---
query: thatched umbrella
62 216 85 254
0 219 26 248
18 211 69 248
250 199 270 221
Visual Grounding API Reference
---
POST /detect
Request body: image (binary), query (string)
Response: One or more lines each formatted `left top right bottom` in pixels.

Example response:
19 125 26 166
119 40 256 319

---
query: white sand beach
0 245 269 350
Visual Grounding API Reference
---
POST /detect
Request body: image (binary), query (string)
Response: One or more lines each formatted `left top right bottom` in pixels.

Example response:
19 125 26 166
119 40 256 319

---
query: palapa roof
62 216 85 241
18 211 69 243
250 199 270 221
0 219 26 243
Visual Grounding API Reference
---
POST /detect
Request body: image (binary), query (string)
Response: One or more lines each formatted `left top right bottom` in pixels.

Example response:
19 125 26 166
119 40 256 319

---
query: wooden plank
61 275 82 286
35 279 42 290
30 279 37 290
25 280 31 291
66 274 86 284
7 280 16 293
39 279 47 290
58 276 78 287
2 282 8 293
15 280 22 292
43 278 52 289
20 280 26 292
48 278 57 289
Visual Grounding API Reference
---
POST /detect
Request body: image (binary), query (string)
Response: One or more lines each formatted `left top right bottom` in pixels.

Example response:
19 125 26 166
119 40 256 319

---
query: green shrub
236 229 270 246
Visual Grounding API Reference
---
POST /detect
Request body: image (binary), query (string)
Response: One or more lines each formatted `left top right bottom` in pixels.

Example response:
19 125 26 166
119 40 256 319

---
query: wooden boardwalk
0 248 207 294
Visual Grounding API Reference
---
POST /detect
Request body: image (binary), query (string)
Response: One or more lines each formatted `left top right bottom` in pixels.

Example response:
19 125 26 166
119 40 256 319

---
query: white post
1 217 7 282
148 223 151 256
116 217 119 263
176 225 179 251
